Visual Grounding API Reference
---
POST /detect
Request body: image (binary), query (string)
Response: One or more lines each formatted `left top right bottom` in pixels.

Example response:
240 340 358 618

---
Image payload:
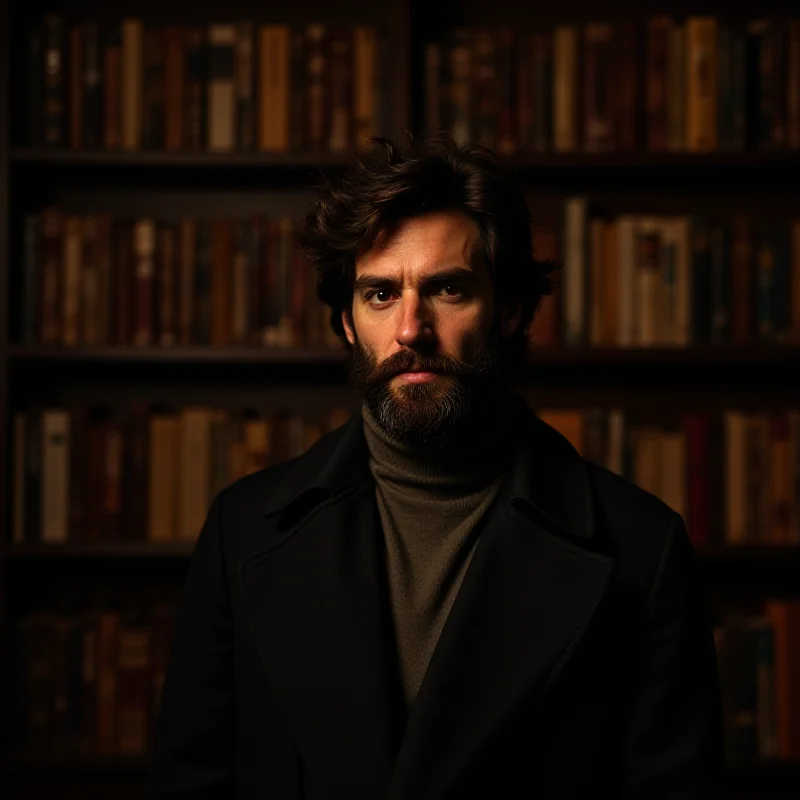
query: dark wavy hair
298 134 557 366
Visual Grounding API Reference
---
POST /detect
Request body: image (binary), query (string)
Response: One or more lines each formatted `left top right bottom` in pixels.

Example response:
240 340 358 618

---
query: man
151 136 725 799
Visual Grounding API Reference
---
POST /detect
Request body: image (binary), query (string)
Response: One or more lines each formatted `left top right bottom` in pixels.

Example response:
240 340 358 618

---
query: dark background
1 0 799 797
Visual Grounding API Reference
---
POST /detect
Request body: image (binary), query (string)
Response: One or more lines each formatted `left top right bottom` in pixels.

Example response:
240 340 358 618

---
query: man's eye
438 284 463 298
366 289 393 304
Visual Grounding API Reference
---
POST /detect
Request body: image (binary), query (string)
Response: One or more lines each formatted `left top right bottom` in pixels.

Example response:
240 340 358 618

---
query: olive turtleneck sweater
361 393 520 711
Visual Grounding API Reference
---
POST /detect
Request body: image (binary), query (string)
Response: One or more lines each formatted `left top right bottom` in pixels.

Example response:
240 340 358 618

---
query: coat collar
262 392 596 544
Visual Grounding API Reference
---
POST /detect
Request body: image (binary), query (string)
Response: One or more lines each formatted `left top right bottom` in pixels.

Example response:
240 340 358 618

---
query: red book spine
684 413 710 547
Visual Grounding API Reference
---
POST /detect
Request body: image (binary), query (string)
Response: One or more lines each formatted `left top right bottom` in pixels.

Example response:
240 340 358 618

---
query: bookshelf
9 147 359 167
7 343 350 363
7 342 800 364
7 540 800 567
8 541 198 558
2 0 800 797
12 149 800 166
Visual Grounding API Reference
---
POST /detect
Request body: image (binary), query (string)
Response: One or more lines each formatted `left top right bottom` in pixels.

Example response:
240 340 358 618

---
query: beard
347 322 506 451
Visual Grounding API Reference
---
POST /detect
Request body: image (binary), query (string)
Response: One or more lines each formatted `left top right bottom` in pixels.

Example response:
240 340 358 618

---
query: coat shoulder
209 423 351 548
581 459 692 591
219 428 350 517
217 457 297 514
584 458 679 536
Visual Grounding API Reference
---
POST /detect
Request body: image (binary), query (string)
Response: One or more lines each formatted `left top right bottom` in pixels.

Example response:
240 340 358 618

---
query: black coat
150 399 725 799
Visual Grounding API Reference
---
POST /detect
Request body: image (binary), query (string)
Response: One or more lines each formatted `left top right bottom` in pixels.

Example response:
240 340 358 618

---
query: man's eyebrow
353 267 478 295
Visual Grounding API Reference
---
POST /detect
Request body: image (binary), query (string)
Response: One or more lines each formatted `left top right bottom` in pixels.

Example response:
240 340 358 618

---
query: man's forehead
356 214 483 275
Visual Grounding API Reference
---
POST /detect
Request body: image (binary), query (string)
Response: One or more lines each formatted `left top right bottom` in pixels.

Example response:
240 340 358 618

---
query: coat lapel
240 419 407 798
385 407 615 799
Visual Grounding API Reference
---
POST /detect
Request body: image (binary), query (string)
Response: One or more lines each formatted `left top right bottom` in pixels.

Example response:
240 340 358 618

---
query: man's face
341 211 519 448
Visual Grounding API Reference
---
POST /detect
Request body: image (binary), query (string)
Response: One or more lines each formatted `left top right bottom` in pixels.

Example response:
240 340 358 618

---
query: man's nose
395 292 436 349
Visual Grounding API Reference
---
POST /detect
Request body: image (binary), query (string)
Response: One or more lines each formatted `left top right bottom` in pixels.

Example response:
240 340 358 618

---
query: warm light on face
343 211 496 368
342 211 509 449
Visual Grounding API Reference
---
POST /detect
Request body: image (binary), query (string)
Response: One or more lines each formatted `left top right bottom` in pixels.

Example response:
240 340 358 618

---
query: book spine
448 28 472 146
236 21 255 151
83 20 102 149
62 216 82 346
553 25 578 152
185 28 205 151
646 17 670 152
304 24 327 151
207 24 236 152
121 19 143 151
164 26 185 151
472 30 497 151
103 24 122 150
26 26 44 145
43 15 66 147
133 219 156 346
327 30 352 153
41 409 70 544
142 27 165 150
178 218 196 345
354 26 377 147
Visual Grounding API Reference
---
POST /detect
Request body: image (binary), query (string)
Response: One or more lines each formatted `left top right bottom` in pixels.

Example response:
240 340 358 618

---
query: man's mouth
395 371 438 383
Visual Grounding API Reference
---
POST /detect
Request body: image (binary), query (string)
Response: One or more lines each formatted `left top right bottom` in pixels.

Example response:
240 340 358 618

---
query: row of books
16 205 800 350
535 407 800 548
10 600 800 760
22 14 800 156
531 203 800 348
25 16 390 153
17 210 340 350
428 16 800 154
10 404 800 549
11 404 353 546
715 603 800 761
13 603 175 756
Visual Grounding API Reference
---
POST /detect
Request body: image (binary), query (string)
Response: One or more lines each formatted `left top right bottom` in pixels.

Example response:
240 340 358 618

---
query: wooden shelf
6 542 799 563
2 751 796 780
7 541 195 558
0 752 150 774
729 758 800 776
697 545 800 565
9 148 800 172
505 151 800 170
7 345 346 365
522 345 800 366
9 149 800 191
7 344 800 367
9 148 355 170
724 758 800 789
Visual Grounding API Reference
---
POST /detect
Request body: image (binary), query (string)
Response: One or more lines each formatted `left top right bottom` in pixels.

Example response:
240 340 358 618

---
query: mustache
369 349 481 383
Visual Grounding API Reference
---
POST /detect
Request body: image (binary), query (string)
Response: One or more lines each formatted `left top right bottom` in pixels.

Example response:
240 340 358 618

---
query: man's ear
499 298 523 338
341 309 356 346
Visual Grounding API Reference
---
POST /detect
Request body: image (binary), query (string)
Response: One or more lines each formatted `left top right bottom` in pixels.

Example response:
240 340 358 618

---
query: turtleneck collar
361 386 523 491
